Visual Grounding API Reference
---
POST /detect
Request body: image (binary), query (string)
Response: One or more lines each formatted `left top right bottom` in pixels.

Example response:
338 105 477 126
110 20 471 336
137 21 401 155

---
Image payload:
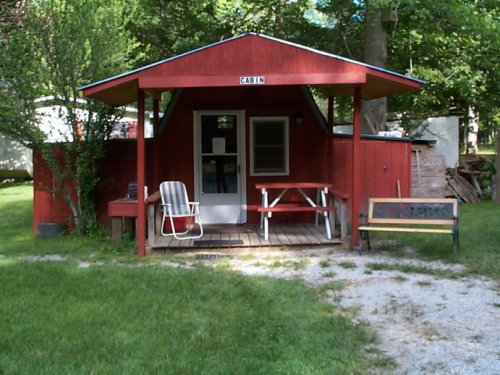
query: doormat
192 239 244 247
194 253 234 260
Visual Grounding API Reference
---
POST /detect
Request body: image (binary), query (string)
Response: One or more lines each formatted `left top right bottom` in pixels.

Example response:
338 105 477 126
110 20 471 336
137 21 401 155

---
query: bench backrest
367 198 458 225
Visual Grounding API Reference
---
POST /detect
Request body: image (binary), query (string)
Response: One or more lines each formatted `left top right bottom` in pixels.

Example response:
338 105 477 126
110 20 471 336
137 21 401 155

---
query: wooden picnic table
255 182 335 241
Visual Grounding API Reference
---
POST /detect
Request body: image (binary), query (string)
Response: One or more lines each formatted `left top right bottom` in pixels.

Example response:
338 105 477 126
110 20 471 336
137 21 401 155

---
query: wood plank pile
446 156 494 203
411 145 447 198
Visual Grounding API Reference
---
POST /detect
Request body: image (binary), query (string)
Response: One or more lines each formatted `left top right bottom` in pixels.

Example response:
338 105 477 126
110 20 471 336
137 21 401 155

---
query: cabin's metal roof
80 32 422 92
80 33 423 105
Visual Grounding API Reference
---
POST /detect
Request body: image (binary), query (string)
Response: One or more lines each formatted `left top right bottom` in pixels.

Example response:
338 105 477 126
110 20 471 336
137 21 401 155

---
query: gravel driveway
192 247 500 375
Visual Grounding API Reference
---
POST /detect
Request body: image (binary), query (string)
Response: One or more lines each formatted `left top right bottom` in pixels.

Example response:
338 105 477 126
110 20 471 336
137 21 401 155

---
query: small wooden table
255 182 335 241
108 199 137 244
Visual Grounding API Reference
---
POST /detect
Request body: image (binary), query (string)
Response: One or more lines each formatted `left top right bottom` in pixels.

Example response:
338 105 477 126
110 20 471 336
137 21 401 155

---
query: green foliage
128 0 323 65
386 0 499 130
0 1 44 145
478 158 496 199
1 0 140 235
314 1 499 135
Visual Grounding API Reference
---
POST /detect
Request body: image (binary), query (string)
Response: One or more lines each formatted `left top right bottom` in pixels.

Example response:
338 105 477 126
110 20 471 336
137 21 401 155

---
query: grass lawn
0 183 136 258
0 184 375 374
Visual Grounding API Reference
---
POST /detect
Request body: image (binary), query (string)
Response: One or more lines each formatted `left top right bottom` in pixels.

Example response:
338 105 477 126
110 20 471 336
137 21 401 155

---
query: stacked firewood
446 156 494 203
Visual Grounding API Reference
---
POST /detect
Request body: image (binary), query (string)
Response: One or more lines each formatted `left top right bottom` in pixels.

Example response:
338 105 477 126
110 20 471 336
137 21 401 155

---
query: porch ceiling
81 33 423 106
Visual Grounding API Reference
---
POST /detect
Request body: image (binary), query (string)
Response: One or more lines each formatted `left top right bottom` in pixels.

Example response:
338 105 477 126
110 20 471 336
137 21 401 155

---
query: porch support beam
327 96 334 128
153 98 160 188
327 96 334 185
136 89 146 256
139 73 366 89
351 86 362 248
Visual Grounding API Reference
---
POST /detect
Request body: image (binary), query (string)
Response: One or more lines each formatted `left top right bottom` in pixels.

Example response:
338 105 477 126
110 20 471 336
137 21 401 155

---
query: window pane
254 146 285 173
254 121 284 146
252 118 287 174
201 115 237 154
202 155 238 194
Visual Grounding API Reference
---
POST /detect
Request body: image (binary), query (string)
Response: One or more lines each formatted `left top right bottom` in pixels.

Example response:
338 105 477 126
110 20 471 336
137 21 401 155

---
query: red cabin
33 33 422 254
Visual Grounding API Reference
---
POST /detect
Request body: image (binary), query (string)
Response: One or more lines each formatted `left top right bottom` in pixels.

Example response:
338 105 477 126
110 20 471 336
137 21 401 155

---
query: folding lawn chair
159 181 203 240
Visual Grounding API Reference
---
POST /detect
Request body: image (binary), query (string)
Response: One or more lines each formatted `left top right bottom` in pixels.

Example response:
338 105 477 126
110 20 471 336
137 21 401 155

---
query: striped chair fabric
160 181 190 216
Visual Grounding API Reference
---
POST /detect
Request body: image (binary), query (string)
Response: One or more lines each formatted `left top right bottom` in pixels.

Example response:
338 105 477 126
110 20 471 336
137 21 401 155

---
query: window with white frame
250 117 289 176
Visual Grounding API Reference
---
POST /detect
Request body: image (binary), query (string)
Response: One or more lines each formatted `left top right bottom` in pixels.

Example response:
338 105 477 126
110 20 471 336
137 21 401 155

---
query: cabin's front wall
157 85 329 224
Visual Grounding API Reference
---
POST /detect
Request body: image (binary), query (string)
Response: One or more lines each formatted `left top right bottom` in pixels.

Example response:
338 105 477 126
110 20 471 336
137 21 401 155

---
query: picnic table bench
358 198 459 253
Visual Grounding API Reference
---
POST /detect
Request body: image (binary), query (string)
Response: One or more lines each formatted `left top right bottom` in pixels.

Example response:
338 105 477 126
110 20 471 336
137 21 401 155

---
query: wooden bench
358 198 459 253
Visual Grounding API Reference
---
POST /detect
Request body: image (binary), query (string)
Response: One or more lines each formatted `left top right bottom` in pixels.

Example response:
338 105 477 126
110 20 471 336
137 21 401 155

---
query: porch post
327 96 334 127
351 86 362 248
136 89 146 256
153 98 160 188
327 96 334 182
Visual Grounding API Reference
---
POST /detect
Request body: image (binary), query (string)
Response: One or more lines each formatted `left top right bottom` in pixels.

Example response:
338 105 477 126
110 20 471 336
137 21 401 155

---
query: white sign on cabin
239 76 265 85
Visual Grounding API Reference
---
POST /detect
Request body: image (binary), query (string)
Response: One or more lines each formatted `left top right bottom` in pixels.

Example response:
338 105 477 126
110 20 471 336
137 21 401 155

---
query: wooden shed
34 33 423 254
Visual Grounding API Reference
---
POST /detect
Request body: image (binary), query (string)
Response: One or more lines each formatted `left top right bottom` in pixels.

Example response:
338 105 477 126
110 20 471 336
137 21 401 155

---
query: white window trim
250 116 289 176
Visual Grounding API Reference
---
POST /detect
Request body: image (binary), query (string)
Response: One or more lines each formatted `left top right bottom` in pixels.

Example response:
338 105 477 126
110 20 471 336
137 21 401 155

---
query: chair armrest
146 191 161 203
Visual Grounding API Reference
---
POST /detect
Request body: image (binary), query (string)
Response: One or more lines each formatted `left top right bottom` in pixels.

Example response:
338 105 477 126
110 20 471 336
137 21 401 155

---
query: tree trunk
361 2 388 134
466 106 479 155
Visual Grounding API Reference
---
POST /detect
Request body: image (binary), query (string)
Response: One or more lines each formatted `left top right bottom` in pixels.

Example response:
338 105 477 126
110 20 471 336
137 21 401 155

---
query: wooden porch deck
149 224 344 249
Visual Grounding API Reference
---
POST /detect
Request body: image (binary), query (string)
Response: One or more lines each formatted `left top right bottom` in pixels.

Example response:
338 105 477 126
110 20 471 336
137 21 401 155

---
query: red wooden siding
33 150 75 233
331 136 412 216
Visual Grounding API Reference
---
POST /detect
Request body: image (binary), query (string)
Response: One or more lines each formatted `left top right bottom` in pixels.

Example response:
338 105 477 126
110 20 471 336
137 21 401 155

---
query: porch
146 188 349 249
149 223 344 250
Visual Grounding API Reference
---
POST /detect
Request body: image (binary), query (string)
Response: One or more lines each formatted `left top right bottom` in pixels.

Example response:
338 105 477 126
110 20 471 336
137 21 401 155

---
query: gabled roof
81 33 423 106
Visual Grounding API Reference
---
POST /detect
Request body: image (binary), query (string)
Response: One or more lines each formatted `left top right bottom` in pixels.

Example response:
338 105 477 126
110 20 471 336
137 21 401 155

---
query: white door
194 111 246 224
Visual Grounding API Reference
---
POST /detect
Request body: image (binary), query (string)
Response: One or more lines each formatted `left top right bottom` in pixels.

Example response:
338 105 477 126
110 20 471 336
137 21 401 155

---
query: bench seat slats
358 226 453 234
369 218 455 225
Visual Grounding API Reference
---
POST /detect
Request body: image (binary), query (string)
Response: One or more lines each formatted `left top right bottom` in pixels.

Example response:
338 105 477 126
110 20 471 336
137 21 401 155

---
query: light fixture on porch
294 110 304 125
